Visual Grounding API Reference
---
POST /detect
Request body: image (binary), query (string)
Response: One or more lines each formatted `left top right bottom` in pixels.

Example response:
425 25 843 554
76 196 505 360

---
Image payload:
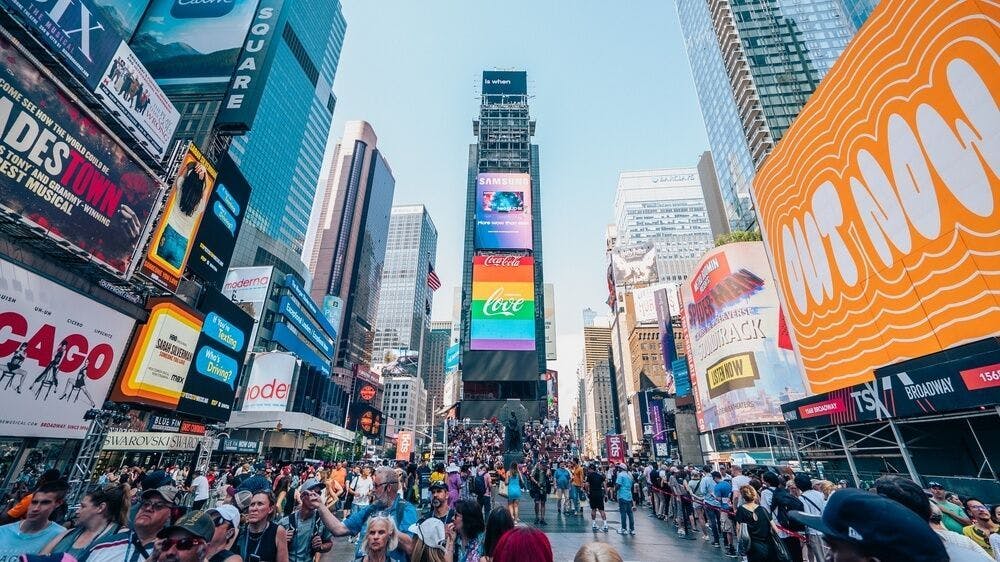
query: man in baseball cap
153 510 214 562
423 482 453 524
205 505 241 562
789 488 948 561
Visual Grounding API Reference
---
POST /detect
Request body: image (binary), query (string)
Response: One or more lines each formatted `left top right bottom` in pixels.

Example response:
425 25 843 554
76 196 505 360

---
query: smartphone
249 555 261 562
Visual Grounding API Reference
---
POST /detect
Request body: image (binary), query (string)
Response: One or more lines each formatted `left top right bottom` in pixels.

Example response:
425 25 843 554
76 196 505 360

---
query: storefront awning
227 411 356 443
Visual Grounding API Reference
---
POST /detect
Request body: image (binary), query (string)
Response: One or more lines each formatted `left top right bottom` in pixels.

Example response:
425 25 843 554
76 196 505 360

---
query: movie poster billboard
141 145 217 290
94 41 180 161
470 255 535 351
177 288 253 421
130 0 259 93
0 259 136 438
241 352 297 412
0 33 165 277
187 154 251 287
653 286 677 395
751 0 1000 393
679 242 807 432
222 266 273 352
373 349 419 377
474 173 532 250
610 244 658 287
112 298 201 411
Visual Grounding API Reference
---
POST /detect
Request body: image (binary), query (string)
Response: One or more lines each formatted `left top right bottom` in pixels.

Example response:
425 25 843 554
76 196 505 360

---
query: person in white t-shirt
795 473 827 562
191 470 211 510
351 466 375 514
730 466 751 508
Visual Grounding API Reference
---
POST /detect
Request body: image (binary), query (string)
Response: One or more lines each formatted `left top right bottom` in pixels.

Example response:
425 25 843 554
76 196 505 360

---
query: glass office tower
230 0 347 256
676 0 854 230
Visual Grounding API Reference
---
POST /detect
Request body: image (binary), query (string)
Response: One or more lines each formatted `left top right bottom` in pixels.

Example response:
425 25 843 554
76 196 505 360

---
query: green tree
715 230 762 246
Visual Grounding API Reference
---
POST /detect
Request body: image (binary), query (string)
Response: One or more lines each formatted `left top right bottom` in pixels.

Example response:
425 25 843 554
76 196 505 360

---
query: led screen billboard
130 0 258 92
177 287 252 421
0 33 165 277
679 242 807 431
475 173 532 250
187 154 251 287
470 255 535 351
0 259 136 438
751 0 1000 393
141 145 217 290
482 71 527 95
222 266 273 349
611 243 658 287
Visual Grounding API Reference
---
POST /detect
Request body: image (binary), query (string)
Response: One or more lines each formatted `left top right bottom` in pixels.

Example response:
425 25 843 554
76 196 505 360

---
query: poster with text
241 352 297 412
474 173 532 250
0 259 135 438
187 154 251 287
679 242 807 431
223 266 273 349
0 33 164 276
141 145 216 290
470 255 536 351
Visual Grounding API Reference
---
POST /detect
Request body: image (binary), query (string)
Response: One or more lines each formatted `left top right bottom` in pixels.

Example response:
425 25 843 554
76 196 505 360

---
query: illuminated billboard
242 352 297 412
475 173 533 250
141 145 217 290
470 255 536 351
610 244 658 287
0 32 165 277
187 154 251 287
482 71 527 96
751 0 1000 393
679 243 807 431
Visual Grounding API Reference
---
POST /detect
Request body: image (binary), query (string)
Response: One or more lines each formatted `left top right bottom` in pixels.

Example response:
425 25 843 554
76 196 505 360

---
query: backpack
650 470 662 489
472 474 487 497
771 488 806 532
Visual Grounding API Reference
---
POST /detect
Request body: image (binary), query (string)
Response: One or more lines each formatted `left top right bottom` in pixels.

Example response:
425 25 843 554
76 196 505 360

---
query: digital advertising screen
680 242 807 432
470 255 536 351
482 71 527 96
751 0 1000 393
475 173 532 250
187 154 251 287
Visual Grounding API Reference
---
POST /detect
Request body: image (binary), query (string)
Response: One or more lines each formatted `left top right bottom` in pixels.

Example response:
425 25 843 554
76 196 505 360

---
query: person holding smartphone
241 491 289 562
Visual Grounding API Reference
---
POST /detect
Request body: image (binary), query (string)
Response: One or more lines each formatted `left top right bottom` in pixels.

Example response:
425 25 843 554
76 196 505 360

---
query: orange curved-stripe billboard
752 0 1000 393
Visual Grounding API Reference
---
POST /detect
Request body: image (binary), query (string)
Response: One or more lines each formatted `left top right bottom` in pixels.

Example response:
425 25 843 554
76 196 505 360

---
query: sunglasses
159 537 205 552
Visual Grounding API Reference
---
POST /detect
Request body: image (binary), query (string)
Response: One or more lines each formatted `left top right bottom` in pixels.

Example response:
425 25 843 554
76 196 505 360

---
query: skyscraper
230 0 347 257
676 0 855 230
460 71 547 420
372 205 439 365
613 168 716 283
308 121 396 371
423 321 452 419
837 0 879 31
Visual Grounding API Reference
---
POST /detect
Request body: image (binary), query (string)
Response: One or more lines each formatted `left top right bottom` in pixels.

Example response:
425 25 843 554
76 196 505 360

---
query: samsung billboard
474 173 533 250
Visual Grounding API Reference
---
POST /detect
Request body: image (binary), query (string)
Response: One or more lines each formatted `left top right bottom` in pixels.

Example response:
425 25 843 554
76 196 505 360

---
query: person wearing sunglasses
277 479 332 562
205 505 241 562
87 485 179 562
309 466 417 560
147 510 214 562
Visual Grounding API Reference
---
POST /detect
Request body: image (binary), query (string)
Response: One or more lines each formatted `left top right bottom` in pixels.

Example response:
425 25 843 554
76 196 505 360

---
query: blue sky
324 1 709 421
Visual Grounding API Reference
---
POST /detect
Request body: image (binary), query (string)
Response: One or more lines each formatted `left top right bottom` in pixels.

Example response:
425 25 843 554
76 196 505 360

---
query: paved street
328 495 729 561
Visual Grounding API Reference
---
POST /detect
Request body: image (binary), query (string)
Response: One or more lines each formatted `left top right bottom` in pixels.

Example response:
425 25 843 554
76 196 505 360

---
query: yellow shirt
962 525 996 557
430 471 445 484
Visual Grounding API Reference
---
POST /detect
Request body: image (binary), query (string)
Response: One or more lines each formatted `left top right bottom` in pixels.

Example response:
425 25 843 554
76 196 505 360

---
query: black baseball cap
429 482 447 492
789 489 947 561
927 481 944 488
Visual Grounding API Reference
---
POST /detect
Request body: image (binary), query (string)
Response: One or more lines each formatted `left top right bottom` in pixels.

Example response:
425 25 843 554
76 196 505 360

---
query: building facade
837 0 879 31
308 121 396 371
459 71 547 420
676 0 856 230
372 206 439 365
613 168 715 283
423 322 452 418
230 0 347 257
584 361 617 459
383 375 428 442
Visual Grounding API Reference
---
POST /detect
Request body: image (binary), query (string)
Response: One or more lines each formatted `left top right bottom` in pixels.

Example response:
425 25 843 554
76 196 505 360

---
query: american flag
427 263 441 291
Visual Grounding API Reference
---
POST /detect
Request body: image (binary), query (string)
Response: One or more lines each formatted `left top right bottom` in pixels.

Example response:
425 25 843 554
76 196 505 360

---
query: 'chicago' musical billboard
470 255 535 351
475 173 532 250
680 242 807 431
0 258 135 438
751 0 1000 393
0 33 164 277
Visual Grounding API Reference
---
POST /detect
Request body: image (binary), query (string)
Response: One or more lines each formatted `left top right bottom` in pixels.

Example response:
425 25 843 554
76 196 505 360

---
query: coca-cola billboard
470 255 535 351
